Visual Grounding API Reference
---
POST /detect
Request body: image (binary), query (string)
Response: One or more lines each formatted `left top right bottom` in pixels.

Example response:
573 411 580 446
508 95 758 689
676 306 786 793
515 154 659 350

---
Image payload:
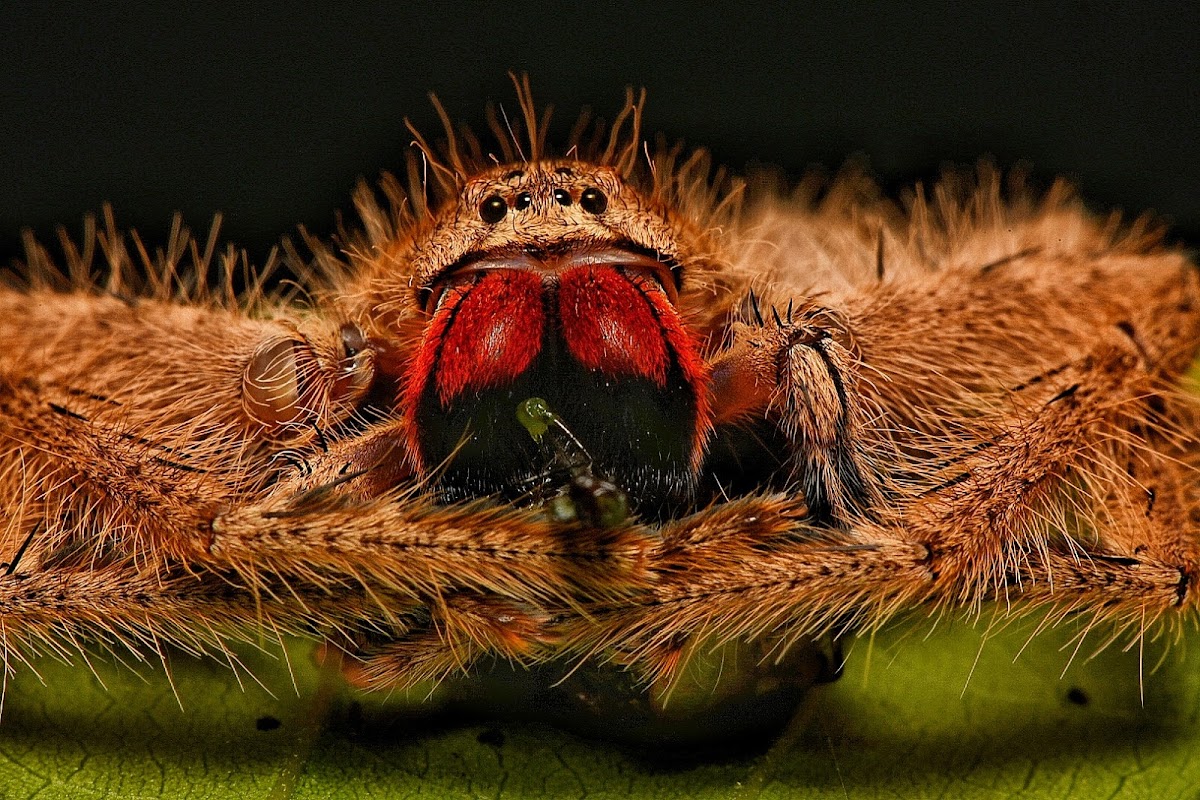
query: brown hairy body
1 82 1198 706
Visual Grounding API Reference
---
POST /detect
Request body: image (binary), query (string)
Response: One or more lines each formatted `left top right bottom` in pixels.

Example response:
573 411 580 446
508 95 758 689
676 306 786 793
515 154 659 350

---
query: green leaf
0 621 1196 798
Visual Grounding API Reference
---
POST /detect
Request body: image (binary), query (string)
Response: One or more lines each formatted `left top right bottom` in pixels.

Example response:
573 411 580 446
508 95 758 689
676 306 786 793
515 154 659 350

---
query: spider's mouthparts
515 396 631 528
400 255 711 513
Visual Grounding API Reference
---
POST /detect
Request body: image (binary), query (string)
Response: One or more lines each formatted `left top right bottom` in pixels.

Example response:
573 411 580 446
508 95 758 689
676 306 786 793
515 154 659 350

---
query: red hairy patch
558 268 673 384
402 263 713 476
559 266 712 467
406 270 546 409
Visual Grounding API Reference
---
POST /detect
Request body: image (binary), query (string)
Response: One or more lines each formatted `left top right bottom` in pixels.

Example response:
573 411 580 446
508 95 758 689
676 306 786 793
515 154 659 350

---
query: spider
1 77 1198 727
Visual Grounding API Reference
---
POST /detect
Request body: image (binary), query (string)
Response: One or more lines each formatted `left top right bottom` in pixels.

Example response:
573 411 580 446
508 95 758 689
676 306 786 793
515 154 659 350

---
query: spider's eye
580 187 608 214
553 188 572 207
479 195 507 224
514 191 533 211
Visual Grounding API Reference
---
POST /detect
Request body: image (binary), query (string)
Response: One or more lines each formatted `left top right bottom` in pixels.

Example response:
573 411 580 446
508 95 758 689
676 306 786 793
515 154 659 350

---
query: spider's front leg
0 291 385 569
708 298 881 523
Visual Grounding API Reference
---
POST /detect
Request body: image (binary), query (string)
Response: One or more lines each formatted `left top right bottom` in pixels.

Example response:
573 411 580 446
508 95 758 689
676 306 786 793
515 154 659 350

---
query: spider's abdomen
402 260 710 510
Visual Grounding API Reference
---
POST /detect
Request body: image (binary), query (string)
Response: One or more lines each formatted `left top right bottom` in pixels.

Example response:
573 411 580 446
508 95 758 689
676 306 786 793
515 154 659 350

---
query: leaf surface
0 620 1196 799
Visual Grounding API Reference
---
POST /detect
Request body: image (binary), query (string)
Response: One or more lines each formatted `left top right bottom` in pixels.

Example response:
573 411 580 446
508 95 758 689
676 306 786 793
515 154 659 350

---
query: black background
2 3 1197 265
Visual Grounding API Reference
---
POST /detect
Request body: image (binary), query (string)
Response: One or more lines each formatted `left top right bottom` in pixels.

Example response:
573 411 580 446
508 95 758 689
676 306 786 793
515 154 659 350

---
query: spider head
400 162 712 511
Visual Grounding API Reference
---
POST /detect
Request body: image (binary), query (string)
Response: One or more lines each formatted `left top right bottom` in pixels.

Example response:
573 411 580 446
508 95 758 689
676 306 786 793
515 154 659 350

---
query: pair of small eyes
478 187 608 224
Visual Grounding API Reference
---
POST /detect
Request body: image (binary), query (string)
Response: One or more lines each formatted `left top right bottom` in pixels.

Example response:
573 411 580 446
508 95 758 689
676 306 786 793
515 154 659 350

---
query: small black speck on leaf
256 715 282 732
1066 687 1089 706
477 728 506 748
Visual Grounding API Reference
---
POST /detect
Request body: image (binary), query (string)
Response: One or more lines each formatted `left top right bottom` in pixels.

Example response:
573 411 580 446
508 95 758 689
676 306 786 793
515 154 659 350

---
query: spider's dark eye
479 195 507 224
580 187 608 214
515 191 533 211
553 188 573 207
